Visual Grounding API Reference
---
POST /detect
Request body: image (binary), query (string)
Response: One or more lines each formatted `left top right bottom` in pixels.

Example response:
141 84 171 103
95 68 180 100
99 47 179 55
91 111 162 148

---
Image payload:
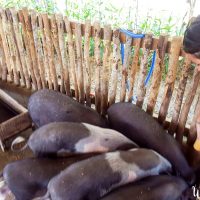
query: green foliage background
0 0 189 36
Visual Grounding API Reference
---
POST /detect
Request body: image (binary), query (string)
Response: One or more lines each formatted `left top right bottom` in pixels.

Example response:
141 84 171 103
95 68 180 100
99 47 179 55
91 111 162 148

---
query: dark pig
101 175 188 200
28 89 108 128
107 102 195 185
3 154 96 200
47 149 172 200
28 122 138 156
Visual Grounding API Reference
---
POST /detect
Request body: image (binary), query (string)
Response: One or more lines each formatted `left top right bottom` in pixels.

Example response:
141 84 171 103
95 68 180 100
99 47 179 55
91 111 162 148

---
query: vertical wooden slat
50 14 64 93
64 16 79 100
30 11 46 89
0 34 7 81
128 38 141 102
136 34 153 108
101 24 112 115
55 14 71 96
6 9 25 87
42 13 58 91
168 56 191 134
94 21 101 113
158 37 182 123
18 9 37 90
75 23 85 103
3 9 20 85
176 68 200 143
10 8 31 89
146 35 168 114
22 8 42 90
109 29 120 105
120 35 132 102
0 9 13 82
188 95 200 145
38 14 51 89
84 20 92 106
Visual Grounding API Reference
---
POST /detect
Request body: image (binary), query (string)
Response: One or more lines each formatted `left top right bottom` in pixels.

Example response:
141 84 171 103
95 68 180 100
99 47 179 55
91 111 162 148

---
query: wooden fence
0 8 200 146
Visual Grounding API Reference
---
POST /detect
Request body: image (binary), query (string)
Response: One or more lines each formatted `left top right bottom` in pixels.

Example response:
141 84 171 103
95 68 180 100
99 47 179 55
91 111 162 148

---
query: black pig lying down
28 122 138 156
3 154 96 200
101 175 188 200
28 89 108 128
107 103 195 184
47 149 172 200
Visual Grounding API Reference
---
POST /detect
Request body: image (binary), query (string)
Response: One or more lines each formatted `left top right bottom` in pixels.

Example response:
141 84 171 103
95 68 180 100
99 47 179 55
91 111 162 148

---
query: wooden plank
109 29 121 105
42 13 58 91
0 88 27 113
168 56 191 134
75 23 85 104
84 20 92 107
9 8 31 89
128 37 141 102
101 24 112 115
30 11 46 89
158 37 182 124
64 16 79 100
146 35 169 115
18 9 37 90
0 112 31 141
6 9 25 87
0 9 14 82
176 68 200 143
22 8 42 90
136 34 153 108
55 14 71 96
120 34 132 102
188 95 200 146
0 34 7 81
94 21 102 113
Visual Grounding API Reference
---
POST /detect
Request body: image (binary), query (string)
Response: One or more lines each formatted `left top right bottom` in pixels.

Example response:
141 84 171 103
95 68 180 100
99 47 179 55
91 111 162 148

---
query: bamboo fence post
120 34 132 102
18 9 37 90
9 8 31 89
158 37 182 124
109 29 120 106
42 13 58 91
0 34 7 81
176 68 200 143
146 35 168 115
75 23 85 104
128 37 141 102
55 14 71 96
136 33 153 108
38 14 52 89
84 20 92 107
6 9 26 87
64 16 79 100
0 9 13 82
50 14 64 93
188 95 200 145
30 10 46 89
2 9 20 86
94 21 102 113
101 24 112 115
168 56 191 134
22 8 42 90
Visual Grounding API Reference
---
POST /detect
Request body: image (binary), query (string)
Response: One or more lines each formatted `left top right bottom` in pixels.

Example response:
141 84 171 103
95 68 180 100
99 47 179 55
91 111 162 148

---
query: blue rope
120 43 125 65
145 50 156 86
120 29 156 103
